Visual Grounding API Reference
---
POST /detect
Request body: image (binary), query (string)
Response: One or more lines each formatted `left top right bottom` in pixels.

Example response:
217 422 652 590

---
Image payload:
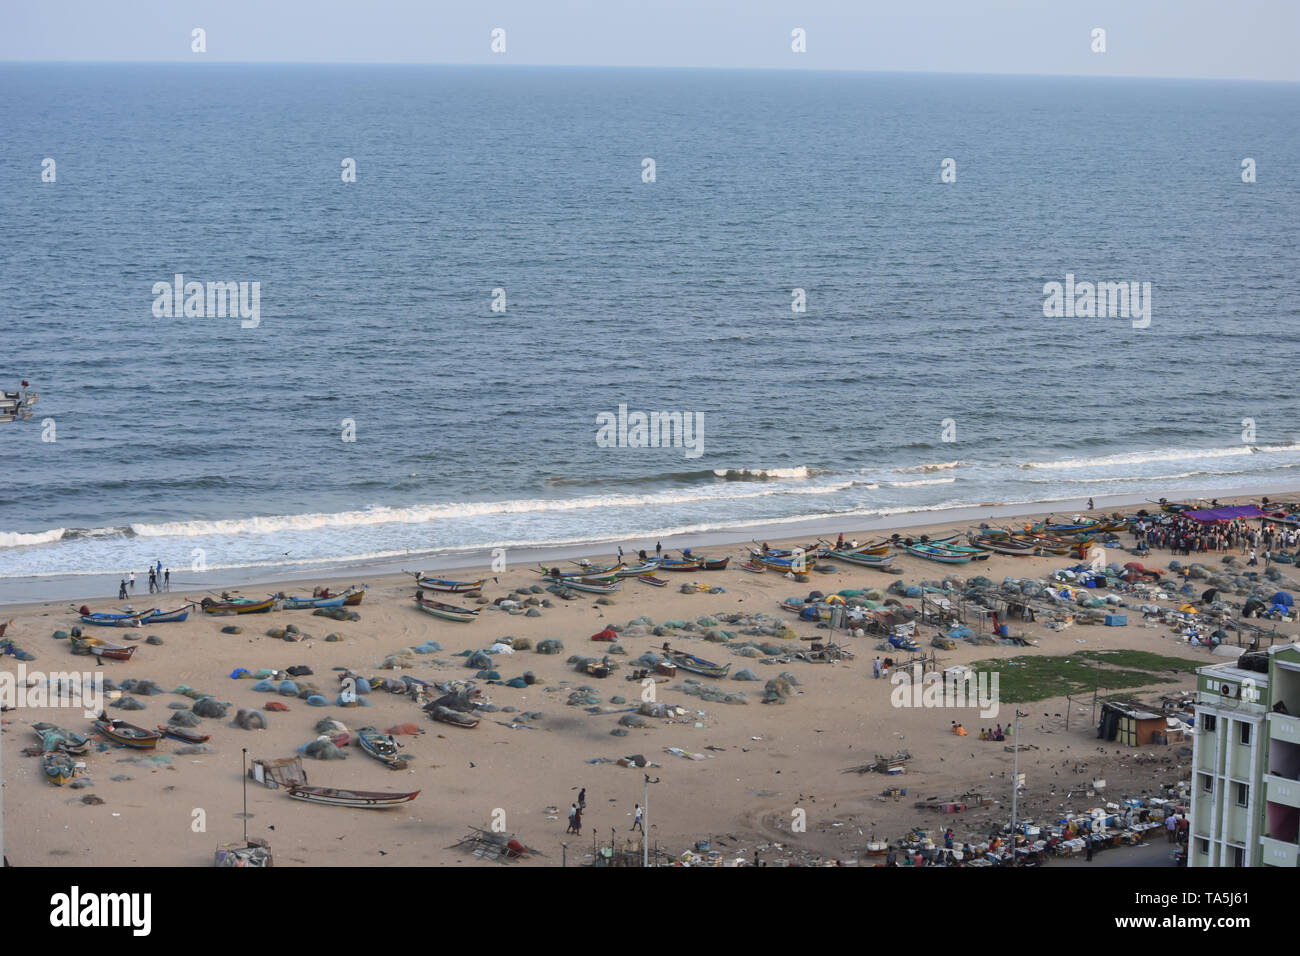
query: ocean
2 64 1298 594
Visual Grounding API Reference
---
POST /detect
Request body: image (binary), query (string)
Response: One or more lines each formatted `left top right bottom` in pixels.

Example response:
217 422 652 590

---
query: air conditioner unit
1219 683 1239 698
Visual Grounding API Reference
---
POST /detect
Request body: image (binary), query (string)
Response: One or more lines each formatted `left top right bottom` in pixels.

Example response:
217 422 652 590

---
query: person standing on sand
118 578 128 600
578 788 586 811
129 570 135 591
873 657 882 679
655 541 662 558
164 568 170 590
632 804 644 832
567 803 577 833
148 568 157 593
573 805 583 833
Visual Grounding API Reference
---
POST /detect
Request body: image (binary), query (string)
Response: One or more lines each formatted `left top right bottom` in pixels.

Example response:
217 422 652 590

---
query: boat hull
287 786 420 808
93 719 161 749
414 597 480 622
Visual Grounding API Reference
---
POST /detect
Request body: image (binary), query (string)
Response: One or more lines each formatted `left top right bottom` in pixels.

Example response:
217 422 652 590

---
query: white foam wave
0 528 66 548
884 477 958 488
712 467 810 479
895 461 964 473
1020 444 1300 471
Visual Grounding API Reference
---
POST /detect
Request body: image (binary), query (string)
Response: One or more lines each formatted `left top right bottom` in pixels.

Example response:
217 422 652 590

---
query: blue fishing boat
141 604 193 623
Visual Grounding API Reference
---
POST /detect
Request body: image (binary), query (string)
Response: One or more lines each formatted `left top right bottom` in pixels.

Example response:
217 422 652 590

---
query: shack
1097 701 1167 747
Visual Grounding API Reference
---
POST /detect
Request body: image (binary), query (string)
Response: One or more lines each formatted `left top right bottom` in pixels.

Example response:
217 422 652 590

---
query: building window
1202 713 1217 732
1201 773 1213 793
1233 846 1245 868
1197 838 1209 855
1236 782 1249 807
1240 722 1251 746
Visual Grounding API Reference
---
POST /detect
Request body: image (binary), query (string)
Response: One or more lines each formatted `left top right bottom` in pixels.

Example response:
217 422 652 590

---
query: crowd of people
1128 512 1299 560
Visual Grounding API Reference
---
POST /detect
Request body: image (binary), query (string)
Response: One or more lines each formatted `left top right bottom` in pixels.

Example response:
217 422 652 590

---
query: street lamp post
1010 709 1027 852
643 774 660 868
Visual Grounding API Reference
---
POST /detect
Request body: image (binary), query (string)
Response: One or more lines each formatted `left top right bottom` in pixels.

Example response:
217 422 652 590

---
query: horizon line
0 60 1294 85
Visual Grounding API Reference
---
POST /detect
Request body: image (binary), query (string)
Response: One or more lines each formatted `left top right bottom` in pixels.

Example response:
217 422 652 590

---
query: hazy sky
2 0 1295 82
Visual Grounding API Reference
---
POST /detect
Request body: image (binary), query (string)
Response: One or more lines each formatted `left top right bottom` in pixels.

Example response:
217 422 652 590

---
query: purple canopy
1184 505 1265 522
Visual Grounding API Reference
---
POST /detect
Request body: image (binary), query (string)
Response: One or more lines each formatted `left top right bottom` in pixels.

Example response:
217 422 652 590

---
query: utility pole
643 774 660 868
1010 709 1027 848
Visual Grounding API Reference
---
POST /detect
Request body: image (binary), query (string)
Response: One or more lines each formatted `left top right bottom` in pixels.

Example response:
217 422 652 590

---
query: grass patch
967 650 1197 704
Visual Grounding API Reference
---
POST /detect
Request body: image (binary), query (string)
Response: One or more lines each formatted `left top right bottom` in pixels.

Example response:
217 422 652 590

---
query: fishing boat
614 560 661 577
157 724 211 745
277 592 346 610
0 384 37 423
826 538 892 556
426 705 481 728
568 561 623 575
92 717 162 749
200 595 276 614
915 539 990 561
341 585 368 605
693 556 731 571
70 635 138 661
43 751 78 786
751 552 809 574
902 542 973 565
413 574 486 593
536 565 622 582
823 548 895 569
547 576 620 595
287 785 421 808
663 650 730 678
78 606 150 627
414 593 480 623
357 726 407 768
657 557 702 571
739 560 766 574
637 574 668 587
141 604 193 623
967 534 1039 556
33 723 91 755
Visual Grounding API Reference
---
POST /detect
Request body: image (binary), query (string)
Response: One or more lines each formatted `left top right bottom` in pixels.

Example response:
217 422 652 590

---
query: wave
712 467 810 480
883 477 958 488
1020 444 1300 471
0 529 67 548
894 461 964 474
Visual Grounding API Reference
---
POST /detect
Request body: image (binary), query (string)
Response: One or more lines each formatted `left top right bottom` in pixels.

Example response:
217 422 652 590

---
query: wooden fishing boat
277 593 346 610
157 724 211 745
414 574 486 593
33 723 91 755
739 560 766 574
92 717 161 749
70 635 138 661
967 534 1039 556
78 606 150 627
341 585 368 605
752 553 809 574
536 565 622 582
637 574 669 587
663 650 730 679
413 594 480 623
141 604 193 623
827 538 892 556
903 543 972 564
44 751 78 786
915 539 989 561
287 785 421 808
547 576 620 595
614 561 661 577
657 557 702 571
200 595 276 614
357 726 407 768
693 556 731 571
823 548 895 569
568 561 623 575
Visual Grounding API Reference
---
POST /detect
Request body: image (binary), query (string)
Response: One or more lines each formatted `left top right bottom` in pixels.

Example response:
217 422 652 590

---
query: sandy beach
4 497 1298 867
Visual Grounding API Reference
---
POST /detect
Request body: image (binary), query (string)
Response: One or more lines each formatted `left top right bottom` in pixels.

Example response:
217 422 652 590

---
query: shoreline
3 481 1297 607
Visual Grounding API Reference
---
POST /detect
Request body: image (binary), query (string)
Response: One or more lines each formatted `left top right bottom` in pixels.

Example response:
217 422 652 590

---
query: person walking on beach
118 578 128 600
164 568 170 590
578 787 586 811
573 805 583 833
1087 497 1094 511
873 657 882 679
567 803 577 833
148 568 157 593
1249 549 1258 566
632 804 644 832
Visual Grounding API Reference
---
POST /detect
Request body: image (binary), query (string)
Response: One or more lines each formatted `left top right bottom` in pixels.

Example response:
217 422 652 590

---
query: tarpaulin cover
1270 592 1293 606
1184 505 1264 522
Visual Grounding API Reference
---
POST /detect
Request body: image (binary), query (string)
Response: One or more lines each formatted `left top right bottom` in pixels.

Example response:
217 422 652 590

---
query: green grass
967 650 1198 704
